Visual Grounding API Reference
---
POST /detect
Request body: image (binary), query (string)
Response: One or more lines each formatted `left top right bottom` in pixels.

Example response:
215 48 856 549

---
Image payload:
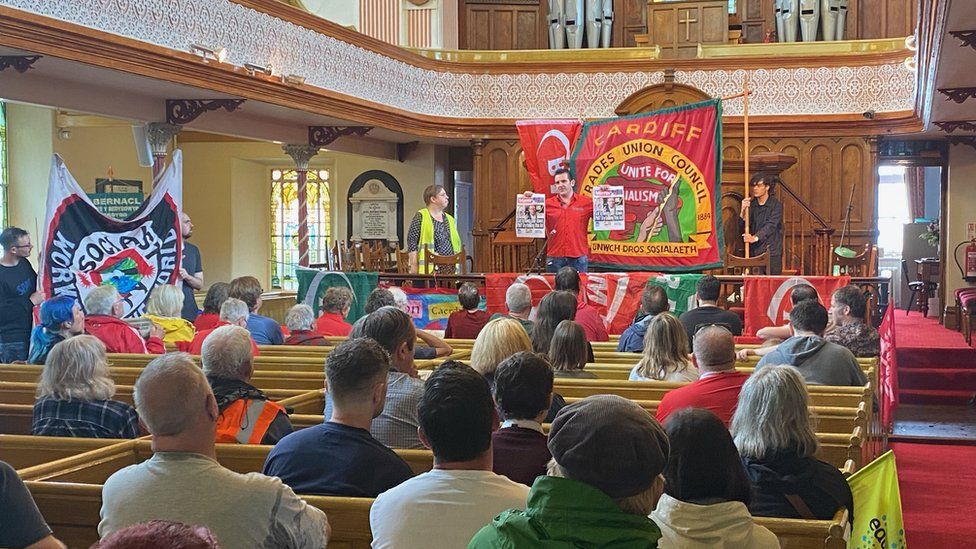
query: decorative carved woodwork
459 0 546 50
938 87 976 104
307 126 372 148
946 136 976 151
646 0 729 59
949 30 976 51
934 120 976 134
165 99 245 125
0 55 40 72
615 69 712 115
397 141 420 163
145 122 183 179
612 0 649 47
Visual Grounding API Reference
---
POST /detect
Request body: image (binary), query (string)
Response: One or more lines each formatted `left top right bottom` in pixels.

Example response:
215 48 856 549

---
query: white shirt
99 452 330 548
370 468 529 549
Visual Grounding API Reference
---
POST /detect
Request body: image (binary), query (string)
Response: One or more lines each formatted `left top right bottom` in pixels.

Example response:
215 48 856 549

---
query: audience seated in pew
193 282 230 332
84 285 165 354
491 352 554 487
28 295 84 365
656 325 750 426
757 301 868 387
263 338 413 497
825 285 880 357
98 353 330 546
0 459 65 549
445 282 491 339
740 284 820 361
530 290 578 354
471 394 669 547
651 408 779 548
617 284 670 353
548 320 597 379
33 335 139 439
202 325 293 445
370 362 529 549
326 307 426 449
732 365 854 521
630 313 699 383
284 304 331 346
364 287 396 314
93 520 219 549
229 275 283 345
678 275 743 351
188 298 260 356
142 285 195 344
382 286 454 360
471 317 566 423
487 282 534 335
314 287 354 337
555 266 609 342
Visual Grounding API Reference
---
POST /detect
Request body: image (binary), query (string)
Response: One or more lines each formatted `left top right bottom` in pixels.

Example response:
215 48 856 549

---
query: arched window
270 168 332 290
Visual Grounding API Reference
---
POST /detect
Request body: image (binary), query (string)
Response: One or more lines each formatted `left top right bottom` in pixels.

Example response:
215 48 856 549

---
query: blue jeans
0 341 28 363
546 256 589 273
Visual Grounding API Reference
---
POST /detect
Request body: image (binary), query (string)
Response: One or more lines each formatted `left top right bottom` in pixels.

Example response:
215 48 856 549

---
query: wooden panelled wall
471 136 878 273
461 0 917 49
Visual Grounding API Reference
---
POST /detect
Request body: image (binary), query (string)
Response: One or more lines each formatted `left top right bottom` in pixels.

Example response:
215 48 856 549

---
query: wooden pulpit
646 0 729 58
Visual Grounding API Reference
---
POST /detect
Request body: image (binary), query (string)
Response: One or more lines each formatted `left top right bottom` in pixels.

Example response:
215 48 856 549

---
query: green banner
296 268 377 323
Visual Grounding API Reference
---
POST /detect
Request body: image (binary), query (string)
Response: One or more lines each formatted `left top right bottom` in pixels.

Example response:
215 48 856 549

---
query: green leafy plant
919 220 939 248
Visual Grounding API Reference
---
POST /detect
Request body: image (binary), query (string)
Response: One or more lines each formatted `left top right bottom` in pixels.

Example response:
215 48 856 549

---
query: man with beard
179 212 204 321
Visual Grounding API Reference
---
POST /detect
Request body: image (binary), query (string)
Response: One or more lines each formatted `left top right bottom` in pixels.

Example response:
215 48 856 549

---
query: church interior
1 0 975 547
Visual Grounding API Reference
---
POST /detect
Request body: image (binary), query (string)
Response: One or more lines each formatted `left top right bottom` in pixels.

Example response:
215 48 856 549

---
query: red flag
742 276 851 335
878 300 898 429
516 120 583 195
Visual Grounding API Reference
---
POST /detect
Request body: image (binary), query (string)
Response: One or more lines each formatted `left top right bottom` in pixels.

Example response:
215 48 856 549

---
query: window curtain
905 166 926 220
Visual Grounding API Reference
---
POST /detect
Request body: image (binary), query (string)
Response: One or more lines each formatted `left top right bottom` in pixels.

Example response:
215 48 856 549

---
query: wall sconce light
190 43 228 63
905 35 917 52
283 74 306 85
903 56 917 72
244 63 274 76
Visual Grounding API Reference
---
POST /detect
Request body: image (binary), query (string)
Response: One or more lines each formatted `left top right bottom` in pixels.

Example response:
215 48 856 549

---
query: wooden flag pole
742 72 752 259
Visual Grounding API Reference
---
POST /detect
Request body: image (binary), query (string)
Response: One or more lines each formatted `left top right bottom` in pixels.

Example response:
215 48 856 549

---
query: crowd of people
0 223 881 548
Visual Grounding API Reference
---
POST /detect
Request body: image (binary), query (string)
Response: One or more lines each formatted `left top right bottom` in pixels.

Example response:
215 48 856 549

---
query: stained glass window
271 168 332 290
0 101 7 227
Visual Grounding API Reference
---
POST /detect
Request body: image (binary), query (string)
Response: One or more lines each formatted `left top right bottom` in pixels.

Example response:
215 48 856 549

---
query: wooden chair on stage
422 245 468 285
395 249 412 274
360 242 391 272
833 244 877 277
725 251 770 275
329 240 349 271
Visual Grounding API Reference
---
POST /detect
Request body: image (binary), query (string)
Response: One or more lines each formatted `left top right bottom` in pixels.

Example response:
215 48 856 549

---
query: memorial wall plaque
350 181 400 243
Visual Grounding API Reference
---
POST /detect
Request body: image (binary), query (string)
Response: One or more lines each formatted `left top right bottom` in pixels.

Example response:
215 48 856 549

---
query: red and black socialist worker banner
39 151 184 319
516 120 583 195
571 100 723 271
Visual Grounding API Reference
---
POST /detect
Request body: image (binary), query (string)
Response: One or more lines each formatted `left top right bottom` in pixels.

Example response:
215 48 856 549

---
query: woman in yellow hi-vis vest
407 185 462 273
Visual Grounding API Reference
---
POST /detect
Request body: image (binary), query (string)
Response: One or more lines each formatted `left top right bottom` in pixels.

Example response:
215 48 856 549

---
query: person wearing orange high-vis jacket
407 185 462 274
201 324 292 445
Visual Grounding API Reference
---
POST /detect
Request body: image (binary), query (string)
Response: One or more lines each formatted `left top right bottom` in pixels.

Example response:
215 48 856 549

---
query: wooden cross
679 10 698 42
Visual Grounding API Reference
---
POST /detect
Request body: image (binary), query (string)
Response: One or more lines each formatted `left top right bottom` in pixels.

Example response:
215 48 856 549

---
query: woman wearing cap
470 394 669 547
28 295 85 364
651 408 779 548
630 313 699 383
731 365 854 521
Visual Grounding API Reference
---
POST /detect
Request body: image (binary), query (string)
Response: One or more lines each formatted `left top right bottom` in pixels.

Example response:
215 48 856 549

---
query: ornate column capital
282 144 320 170
145 123 183 156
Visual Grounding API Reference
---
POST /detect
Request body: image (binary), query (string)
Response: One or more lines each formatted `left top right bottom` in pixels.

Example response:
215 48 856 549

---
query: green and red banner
571 99 723 271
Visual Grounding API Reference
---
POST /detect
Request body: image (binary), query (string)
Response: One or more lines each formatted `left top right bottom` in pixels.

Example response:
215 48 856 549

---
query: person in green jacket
469 394 670 548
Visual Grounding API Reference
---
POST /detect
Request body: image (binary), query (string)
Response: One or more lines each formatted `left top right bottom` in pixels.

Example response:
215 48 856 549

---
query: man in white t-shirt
98 353 330 548
369 362 529 549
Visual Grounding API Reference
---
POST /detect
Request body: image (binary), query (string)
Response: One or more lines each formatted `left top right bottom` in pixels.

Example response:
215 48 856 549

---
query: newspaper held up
516 193 547 238
593 185 625 232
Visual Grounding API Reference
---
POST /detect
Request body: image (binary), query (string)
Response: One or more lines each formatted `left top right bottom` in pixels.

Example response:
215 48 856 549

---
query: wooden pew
0 434 127 470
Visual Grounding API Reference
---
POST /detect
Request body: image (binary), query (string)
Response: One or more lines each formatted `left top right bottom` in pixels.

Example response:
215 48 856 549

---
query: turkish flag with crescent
742 275 851 335
516 120 583 195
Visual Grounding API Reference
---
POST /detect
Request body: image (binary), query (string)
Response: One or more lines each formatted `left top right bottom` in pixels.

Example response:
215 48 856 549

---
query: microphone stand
527 238 548 275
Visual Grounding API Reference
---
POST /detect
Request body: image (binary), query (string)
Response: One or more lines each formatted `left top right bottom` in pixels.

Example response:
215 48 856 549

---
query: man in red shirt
445 283 490 339
544 168 593 273
554 267 608 342
656 325 749 426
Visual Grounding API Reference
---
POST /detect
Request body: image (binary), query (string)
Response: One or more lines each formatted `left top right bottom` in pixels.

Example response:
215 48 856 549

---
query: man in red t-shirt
656 325 749 426
445 283 490 339
554 267 608 342
543 168 593 273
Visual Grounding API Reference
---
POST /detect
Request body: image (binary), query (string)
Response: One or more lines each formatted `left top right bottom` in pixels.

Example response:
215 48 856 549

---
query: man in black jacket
739 174 784 274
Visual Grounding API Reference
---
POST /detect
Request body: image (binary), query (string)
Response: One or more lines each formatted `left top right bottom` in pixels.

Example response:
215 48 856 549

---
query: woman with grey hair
143 285 195 343
285 304 330 346
731 365 853 520
32 335 139 438
315 287 353 336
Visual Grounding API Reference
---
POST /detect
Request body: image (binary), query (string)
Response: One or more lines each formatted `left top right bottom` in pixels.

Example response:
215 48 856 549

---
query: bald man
655 325 750 426
99 353 329 547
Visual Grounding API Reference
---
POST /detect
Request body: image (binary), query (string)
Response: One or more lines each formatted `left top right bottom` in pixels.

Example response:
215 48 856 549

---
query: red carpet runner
891 442 976 547
894 311 976 405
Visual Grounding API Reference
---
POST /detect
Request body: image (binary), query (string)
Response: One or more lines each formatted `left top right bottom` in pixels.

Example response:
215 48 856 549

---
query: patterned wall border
6 0 916 120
